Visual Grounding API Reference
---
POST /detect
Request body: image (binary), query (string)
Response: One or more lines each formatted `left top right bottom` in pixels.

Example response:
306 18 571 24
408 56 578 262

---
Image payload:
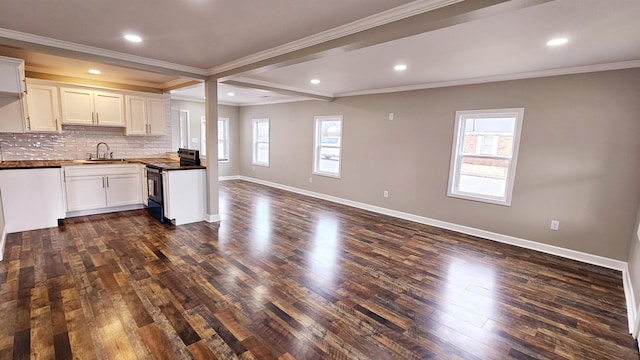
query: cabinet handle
96 112 99 124
102 177 105 188
92 112 95 124
55 118 59 131
26 116 31 130
106 176 109 188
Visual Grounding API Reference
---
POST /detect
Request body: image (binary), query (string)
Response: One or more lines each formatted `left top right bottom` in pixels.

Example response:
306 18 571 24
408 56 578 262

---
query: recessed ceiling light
88 69 101 75
124 34 142 43
394 64 407 71
546 37 568 47
310 79 320 85
227 92 235 96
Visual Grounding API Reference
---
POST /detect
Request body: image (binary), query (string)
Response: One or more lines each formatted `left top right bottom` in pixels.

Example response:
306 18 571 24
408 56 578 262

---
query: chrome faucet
96 142 111 159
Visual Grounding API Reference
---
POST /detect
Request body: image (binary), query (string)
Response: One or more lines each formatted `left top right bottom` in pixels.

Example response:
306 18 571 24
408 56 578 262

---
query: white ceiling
0 0 638 105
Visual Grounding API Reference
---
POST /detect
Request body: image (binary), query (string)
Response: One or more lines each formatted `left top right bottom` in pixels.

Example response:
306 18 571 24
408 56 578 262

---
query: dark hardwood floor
0 179 638 359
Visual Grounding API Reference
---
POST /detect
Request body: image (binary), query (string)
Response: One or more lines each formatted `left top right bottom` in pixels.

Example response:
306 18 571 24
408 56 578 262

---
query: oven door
146 167 163 204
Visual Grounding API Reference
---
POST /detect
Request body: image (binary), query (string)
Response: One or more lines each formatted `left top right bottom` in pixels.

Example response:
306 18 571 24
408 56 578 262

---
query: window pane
218 140 225 159
458 156 509 197
256 143 269 163
217 121 224 140
462 116 516 156
257 122 269 142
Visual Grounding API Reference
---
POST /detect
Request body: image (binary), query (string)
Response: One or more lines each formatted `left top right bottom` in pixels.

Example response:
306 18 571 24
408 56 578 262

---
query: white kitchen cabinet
64 165 142 214
0 168 66 233
0 56 26 133
25 83 61 132
60 87 125 127
0 55 24 96
105 173 141 207
65 175 107 211
125 95 166 135
163 169 206 225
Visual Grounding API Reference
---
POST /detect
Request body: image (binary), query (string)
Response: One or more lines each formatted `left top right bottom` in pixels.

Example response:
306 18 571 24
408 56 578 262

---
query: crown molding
209 0 462 75
0 28 209 78
335 60 640 97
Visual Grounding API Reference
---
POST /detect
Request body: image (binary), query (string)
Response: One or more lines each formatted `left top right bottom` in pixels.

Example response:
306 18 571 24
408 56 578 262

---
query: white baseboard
66 204 144 218
205 214 221 222
236 175 636 332
219 175 240 181
0 225 6 262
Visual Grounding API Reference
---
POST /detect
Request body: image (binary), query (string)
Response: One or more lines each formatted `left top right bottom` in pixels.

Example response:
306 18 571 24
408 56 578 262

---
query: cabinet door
0 56 24 95
60 87 94 125
94 91 125 127
125 95 147 135
65 175 107 211
147 98 166 135
0 96 25 133
26 84 60 132
105 173 141 207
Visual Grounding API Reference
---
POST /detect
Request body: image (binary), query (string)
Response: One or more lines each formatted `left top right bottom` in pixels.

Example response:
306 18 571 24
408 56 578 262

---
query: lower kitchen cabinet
163 169 206 225
0 168 65 232
64 165 142 213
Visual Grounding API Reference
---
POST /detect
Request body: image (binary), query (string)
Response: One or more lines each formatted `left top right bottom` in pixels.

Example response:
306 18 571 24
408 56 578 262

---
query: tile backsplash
0 125 173 161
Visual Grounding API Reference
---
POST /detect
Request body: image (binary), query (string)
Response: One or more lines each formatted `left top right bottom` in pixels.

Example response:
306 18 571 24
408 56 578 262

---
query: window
447 108 524 206
252 118 269 166
199 117 229 162
217 117 229 161
313 115 343 177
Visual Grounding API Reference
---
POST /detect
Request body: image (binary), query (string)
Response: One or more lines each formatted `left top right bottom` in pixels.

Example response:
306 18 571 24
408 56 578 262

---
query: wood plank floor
0 179 638 359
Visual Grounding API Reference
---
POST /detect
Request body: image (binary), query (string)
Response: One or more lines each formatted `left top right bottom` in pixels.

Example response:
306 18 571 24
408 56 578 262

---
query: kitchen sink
72 159 128 164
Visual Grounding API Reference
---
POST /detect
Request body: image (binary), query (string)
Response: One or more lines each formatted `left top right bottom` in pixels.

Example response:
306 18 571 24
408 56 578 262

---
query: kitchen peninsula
0 157 206 240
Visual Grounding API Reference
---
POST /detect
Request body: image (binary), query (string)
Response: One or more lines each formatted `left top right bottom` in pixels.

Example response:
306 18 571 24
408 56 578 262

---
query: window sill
312 171 341 179
446 191 511 206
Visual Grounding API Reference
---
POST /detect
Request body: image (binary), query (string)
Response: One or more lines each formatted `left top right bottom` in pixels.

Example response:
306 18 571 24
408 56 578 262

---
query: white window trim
447 108 524 206
218 117 230 162
252 118 269 167
312 115 343 178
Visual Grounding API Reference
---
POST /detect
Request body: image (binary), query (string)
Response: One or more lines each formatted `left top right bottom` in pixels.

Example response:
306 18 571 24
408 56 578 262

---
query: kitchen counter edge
0 159 206 170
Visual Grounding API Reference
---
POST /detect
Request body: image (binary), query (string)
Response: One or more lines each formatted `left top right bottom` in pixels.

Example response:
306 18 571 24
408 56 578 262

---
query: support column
204 79 220 222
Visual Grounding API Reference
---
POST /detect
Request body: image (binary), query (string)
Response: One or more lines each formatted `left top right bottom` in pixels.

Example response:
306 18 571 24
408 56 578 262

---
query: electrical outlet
309 177 313 183
388 113 394 121
550 220 560 231
383 190 389 198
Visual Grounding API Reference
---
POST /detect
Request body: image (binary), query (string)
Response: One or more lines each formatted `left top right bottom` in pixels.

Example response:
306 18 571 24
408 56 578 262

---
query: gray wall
238 68 640 261
170 99 240 177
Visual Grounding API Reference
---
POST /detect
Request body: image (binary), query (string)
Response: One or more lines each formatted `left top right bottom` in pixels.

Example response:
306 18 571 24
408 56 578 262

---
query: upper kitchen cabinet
125 95 166 136
0 56 25 97
24 82 61 132
60 87 125 127
0 56 26 133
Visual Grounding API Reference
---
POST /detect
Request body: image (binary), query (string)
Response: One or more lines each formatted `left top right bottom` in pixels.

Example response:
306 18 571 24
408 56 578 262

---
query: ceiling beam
222 80 334 101
213 0 554 81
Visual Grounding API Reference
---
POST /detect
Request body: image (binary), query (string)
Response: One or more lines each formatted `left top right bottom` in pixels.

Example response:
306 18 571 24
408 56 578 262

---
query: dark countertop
0 158 206 171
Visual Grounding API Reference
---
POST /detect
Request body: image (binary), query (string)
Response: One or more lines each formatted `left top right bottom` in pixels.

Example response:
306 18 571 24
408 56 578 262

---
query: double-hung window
447 108 524 206
217 117 229 161
313 115 343 177
199 116 229 162
252 118 269 166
